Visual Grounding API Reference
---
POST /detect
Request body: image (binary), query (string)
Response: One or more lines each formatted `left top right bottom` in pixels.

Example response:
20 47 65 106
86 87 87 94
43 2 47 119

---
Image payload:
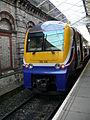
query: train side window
83 40 88 58
76 33 81 64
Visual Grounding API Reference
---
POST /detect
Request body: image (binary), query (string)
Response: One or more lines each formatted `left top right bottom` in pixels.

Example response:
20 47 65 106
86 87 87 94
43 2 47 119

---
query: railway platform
0 80 24 97
52 59 90 120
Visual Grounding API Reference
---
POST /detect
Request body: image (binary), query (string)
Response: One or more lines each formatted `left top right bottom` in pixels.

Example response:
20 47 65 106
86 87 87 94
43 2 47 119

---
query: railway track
0 89 33 120
1 94 35 120
1 60 89 120
2 95 64 120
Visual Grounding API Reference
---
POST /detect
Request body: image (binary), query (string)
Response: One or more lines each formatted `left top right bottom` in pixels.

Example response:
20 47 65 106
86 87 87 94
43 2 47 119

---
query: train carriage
23 21 89 93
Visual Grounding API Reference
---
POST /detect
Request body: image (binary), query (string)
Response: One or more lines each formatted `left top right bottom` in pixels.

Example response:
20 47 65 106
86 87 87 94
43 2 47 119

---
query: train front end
23 21 71 92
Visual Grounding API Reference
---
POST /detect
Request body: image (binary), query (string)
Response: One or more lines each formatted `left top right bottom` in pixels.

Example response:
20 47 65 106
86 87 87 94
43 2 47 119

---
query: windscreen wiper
51 50 55 54
51 49 61 54
32 48 38 55
32 51 36 55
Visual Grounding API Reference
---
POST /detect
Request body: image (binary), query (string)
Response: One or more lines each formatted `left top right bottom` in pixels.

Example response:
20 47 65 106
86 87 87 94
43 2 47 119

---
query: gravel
0 89 32 120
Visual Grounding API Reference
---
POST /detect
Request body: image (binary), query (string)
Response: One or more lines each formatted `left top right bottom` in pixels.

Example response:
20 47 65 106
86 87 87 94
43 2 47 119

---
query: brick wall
0 0 68 87
0 0 50 72
0 0 52 86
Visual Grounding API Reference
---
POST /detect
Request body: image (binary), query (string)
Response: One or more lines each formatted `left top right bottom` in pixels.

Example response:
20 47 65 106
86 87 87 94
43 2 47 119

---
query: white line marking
52 60 90 120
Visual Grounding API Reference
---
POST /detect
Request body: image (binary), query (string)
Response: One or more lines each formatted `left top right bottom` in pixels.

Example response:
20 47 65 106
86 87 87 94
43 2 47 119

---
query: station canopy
29 0 90 42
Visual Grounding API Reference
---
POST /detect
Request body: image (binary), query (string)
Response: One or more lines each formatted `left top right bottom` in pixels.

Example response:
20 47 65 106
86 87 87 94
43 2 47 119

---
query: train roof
29 21 66 33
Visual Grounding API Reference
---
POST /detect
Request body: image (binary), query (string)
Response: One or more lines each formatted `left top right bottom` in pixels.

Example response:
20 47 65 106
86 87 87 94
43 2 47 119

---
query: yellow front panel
63 24 71 62
24 24 71 64
24 51 64 63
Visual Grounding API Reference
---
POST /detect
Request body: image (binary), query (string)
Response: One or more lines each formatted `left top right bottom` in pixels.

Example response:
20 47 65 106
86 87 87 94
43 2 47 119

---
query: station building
0 0 68 87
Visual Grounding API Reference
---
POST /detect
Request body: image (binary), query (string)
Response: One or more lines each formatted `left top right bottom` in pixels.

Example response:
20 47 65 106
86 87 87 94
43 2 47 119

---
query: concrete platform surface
52 60 90 120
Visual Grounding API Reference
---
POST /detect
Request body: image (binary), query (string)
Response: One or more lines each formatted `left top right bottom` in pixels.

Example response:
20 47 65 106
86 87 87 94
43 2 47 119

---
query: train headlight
29 64 33 69
55 64 60 69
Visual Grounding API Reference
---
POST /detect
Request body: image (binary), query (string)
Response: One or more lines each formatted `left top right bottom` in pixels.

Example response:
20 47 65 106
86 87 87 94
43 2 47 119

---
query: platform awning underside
31 0 90 35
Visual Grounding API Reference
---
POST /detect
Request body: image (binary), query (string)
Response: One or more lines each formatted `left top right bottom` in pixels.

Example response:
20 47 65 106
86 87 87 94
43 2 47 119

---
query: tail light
25 64 28 68
61 64 65 69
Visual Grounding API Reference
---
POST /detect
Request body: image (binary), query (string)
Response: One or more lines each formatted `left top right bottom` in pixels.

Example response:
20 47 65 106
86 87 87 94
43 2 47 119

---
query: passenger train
23 21 89 93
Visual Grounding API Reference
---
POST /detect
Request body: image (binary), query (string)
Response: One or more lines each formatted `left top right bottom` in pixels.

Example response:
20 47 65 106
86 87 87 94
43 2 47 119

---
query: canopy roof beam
37 0 48 7
82 0 88 16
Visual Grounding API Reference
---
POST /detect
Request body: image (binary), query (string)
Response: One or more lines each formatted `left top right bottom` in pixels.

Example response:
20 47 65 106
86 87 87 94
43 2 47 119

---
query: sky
49 0 90 44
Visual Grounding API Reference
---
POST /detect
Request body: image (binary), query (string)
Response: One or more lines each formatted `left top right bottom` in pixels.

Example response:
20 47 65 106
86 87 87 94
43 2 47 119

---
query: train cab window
27 32 43 52
27 30 64 52
44 30 64 51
